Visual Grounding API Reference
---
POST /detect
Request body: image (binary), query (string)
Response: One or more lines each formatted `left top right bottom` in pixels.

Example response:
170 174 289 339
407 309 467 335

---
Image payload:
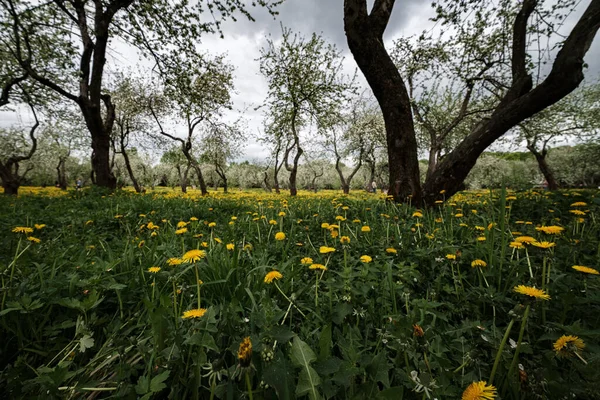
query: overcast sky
2 0 599 160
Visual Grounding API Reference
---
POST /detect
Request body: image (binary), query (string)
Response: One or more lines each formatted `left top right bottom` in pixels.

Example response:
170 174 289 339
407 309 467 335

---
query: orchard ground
0 187 598 399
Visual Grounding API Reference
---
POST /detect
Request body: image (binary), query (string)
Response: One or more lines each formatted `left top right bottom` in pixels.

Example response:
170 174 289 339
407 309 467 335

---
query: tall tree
200 121 244 193
343 0 600 205
151 57 234 195
1 0 281 189
259 27 355 196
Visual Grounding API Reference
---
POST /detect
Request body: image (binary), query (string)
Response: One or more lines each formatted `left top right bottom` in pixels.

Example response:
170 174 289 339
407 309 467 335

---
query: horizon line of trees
2 0 600 202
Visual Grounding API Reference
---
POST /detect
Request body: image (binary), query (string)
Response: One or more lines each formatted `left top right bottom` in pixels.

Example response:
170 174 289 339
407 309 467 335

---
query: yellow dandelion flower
477 236 487 242
226 243 235 251
386 247 397 254
321 223 330 229
319 246 336 254
300 257 313 265
190 217 198 221
177 221 188 228
278 211 286 217
361 225 371 232
360 255 372 263
182 249 206 263
513 285 550 300
34 224 46 230
182 308 207 319
12 226 33 234
446 254 456 260
531 241 555 249
572 265 599 275
535 225 564 235
352 219 361 223
309 263 327 271
462 381 497 400
455 213 464 218
208 222 216 228
509 241 524 249
167 257 183 266
214 237 222 244
471 259 487 268
148 266 161 273
569 209 586 216
515 236 536 244
340 236 350 244
175 228 188 235
27 236 41 243
570 202 587 207
275 232 286 241
264 270 283 284
269 219 277 225
138 240 145 248
553 335 585 357
412 211 423 218
238 337 253 367
330 230 339 238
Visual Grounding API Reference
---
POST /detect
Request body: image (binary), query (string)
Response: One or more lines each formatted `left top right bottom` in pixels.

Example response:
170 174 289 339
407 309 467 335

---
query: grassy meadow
0 187 599 399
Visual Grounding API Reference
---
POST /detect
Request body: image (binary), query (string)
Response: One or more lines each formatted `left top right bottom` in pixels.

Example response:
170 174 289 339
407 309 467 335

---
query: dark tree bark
0 101 38 196
344 0 600 206
343 0 422 204
283 113 303 196
527 145 559 190
116 122 142 193
56 157 67 190
335 156 362 195
215 163 228 193
262 168 272 192
4 0 136 190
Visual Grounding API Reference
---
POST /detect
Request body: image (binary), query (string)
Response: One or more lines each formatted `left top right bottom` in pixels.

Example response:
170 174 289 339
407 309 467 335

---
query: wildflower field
1 187 599 399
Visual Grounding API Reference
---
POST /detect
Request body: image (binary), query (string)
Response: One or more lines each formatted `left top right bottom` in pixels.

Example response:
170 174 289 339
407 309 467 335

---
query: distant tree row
2 0 599 201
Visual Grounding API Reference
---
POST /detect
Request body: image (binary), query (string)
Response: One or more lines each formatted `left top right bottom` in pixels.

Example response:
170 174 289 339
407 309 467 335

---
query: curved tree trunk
215 165 228 193
344 0 600 207
343 1 422 204
182 145 207 195
528 147 559 190
263 170 272 192
121 148 141 193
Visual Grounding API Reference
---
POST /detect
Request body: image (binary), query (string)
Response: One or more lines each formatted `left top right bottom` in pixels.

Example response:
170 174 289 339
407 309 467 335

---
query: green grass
0 188 599 399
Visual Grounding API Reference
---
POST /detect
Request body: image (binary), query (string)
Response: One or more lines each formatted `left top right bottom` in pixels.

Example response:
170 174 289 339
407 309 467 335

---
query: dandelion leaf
290 336 321 399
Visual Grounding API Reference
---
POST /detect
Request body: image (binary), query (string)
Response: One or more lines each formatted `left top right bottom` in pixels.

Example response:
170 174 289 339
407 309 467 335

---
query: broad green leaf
290 336 321 399
318 324 332 360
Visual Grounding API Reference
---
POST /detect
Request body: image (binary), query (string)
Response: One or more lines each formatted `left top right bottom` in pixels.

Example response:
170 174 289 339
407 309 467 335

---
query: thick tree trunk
0 167 20 195
2 180 19 195
180 165 190 193
89 125 116 189
343 1 422 204
216 167 228 193
288 166 298 196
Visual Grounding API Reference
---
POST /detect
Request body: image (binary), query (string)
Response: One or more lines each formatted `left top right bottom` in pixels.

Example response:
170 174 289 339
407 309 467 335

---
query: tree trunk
529 147 559 190
343 2 422 204
56 158 68 190
181 146 207 195
216 166 228 194
2 180 19 195
121 148 141 193
286 139 303 196
89 126 116 189
263 171 272 192
426 144 440 180
0 166 20 195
